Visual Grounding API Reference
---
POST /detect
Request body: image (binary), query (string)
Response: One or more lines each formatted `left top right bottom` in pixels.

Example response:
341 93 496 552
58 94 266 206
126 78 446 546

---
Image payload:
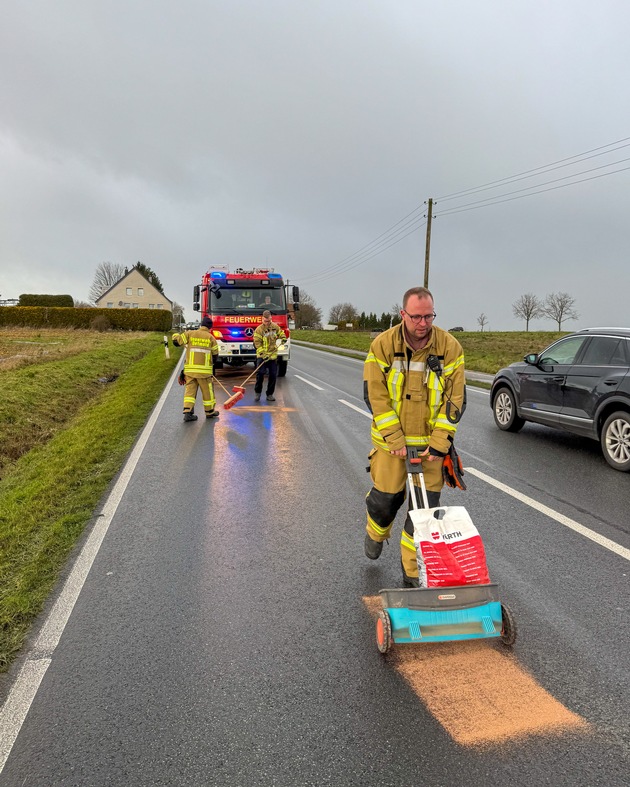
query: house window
132 303 139 308
106 302 113 308
124 302 131 308
149 304 155 309
138 288 144 296
157 304 163 309
126 287 132 296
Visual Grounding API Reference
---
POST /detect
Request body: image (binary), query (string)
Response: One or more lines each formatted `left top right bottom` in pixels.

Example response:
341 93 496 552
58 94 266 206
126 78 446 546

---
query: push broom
220 361 264 409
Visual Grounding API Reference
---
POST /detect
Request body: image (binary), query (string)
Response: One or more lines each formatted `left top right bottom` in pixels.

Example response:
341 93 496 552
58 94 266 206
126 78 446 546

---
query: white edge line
467 466 630 562
0 362 181 775
294 374 325 391
339 399 372 418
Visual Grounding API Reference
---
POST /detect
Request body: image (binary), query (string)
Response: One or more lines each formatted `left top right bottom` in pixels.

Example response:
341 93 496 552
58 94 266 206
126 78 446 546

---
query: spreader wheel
376 610 392 654
500 603 517 646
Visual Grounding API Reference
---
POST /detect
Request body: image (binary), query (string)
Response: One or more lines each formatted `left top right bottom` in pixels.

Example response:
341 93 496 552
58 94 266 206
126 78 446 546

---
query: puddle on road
364 595 589 746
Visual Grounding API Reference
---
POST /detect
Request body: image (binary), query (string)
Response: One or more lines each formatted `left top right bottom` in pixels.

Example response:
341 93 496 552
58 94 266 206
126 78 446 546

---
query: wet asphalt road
1 344 629 786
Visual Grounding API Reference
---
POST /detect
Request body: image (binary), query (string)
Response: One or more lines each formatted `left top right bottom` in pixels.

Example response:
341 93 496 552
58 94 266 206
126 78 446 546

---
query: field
0 327 181 671
294 329 566 374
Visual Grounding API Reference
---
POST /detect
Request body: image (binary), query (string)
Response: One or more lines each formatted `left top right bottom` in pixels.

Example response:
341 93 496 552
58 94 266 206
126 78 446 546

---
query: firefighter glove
178 370 186 386
442 443 466 490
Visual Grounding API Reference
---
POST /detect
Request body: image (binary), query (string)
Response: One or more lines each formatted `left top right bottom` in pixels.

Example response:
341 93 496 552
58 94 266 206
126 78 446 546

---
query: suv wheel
493 387 525 432
601 411 630 472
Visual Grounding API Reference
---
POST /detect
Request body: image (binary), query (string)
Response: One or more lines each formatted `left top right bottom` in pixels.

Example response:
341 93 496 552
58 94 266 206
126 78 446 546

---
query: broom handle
240 358 265 386
212 374 232 396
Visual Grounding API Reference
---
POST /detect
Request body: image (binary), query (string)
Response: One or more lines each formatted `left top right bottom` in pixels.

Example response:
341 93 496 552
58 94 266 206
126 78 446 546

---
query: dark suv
490 327 630 472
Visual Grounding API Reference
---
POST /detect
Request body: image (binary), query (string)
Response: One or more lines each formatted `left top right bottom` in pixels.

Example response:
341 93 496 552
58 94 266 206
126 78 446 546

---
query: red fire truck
193 267 299 376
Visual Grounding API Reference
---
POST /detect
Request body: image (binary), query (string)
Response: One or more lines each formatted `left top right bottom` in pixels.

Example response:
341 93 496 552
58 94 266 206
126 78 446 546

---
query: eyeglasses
403 310 436 324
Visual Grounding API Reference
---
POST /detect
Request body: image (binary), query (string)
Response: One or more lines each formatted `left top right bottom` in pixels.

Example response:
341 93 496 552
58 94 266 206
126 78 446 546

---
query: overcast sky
2 1 629 331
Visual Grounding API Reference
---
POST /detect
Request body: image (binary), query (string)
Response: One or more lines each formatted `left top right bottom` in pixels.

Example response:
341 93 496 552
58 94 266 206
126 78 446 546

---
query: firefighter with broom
172 316 220 421
362 287 466 587
252 310 287 403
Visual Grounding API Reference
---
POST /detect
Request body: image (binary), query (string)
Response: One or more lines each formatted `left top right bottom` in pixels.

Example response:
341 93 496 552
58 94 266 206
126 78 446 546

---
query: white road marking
467 467 630 562
0 362 182 776
467 385 490 396
339 399 371 417
294 374 325 390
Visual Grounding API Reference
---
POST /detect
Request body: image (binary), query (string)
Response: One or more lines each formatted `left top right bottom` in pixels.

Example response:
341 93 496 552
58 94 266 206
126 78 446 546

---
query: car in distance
490 327 630 472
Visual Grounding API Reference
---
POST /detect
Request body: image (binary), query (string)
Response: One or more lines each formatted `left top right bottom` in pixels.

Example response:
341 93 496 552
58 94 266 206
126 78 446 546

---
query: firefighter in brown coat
252 310 287 402
172 316 220 421
363 287 466 586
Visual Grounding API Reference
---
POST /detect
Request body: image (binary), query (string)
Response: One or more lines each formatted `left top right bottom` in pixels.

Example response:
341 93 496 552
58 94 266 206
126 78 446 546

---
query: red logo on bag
431 531 440 540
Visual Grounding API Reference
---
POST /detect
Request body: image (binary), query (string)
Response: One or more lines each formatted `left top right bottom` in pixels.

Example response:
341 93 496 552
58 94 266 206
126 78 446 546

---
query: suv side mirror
524 353 539 365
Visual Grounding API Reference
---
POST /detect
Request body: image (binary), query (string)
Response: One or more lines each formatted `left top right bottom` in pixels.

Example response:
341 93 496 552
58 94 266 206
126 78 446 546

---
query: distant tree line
298 290 579 333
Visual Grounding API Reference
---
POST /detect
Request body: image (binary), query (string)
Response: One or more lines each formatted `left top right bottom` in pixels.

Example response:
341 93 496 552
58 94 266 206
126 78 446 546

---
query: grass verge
0 332 167 475
0 344 179 671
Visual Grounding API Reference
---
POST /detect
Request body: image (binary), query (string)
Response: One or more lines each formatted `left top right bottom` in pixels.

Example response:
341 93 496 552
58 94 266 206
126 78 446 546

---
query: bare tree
512 293 543 331
390 303 402 326
296 291 322 328
89 262 125 304
542 292 579 330
73 299 93 308
477 313 489 331
329 302 358 324
172 302 185 327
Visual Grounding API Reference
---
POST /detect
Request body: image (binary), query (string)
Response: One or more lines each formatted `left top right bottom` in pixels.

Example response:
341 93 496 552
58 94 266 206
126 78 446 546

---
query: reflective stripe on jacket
253 322 287 360
363 323 465 455
172 326 219 378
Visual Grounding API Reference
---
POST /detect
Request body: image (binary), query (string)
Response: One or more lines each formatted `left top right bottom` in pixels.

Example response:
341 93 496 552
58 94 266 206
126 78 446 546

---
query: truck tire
278 358 288 377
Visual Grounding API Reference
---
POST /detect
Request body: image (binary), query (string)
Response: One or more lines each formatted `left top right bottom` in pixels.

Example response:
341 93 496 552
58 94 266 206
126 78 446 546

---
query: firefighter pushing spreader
375 448 517 652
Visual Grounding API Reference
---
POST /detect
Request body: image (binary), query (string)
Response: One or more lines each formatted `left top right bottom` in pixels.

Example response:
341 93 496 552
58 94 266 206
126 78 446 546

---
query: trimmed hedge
0 306 173 331
19 294 75 307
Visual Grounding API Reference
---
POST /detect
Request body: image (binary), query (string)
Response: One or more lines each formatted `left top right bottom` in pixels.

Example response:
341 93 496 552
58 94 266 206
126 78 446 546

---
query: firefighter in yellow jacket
363 287 465 586
252 310 287 402
172 316 220 421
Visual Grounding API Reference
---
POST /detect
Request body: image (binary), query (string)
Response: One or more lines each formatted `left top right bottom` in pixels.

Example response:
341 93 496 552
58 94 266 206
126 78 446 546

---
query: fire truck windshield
210 288 286 313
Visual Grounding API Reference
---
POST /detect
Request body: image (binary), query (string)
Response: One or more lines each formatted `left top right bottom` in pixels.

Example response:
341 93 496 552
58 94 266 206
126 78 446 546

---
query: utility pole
423 197 433 289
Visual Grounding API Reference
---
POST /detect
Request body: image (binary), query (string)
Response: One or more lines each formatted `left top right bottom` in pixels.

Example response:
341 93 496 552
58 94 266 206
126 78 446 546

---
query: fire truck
192 267 299 376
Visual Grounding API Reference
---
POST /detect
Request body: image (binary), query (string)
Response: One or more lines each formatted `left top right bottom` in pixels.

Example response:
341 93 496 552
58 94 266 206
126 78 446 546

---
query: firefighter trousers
366 447 444 578
254 358 278 396
183 375 216 414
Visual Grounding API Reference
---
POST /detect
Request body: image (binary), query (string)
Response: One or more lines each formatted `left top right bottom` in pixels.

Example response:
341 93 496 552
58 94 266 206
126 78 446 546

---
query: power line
435 135 630 202
300 134 630 287
302 217 427 286
437 162 630 217
299 208 428 283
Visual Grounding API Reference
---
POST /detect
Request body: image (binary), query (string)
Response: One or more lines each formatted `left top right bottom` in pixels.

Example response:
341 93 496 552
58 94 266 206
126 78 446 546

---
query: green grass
0 335 180 671
0 333 165 475
293 329 566 374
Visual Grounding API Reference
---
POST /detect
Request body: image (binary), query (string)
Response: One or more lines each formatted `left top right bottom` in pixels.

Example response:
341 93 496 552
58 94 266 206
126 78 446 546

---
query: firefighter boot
206 410 219 419
183 411 198 422
364 533 384 560
401 561 420 588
